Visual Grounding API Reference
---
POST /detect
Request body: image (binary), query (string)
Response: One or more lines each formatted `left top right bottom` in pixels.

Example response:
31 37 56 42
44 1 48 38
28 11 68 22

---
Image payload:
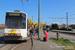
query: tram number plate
10 34 15 36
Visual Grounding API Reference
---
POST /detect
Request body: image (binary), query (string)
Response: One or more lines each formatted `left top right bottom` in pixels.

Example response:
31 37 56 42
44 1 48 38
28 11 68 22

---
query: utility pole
66 12 68 31
38 0 40 39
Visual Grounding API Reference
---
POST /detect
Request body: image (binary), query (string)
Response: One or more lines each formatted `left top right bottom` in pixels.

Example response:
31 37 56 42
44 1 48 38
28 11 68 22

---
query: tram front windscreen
5 16 22 28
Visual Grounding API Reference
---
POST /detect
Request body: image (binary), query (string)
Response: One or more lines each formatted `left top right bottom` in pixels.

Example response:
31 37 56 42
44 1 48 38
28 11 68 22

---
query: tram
4 10 30 41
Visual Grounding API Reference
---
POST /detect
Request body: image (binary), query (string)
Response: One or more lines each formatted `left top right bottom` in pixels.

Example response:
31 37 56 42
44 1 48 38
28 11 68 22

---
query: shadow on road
40 40 45 42
0 36 25 44
0 36 4 41
4 41 24 44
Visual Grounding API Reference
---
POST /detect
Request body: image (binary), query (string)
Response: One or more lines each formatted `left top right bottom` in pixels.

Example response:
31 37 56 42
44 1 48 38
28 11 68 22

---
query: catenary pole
38 0 40 39
66 12 68 31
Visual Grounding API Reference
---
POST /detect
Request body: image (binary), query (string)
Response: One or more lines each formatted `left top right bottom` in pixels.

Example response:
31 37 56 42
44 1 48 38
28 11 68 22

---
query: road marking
11 44 19 50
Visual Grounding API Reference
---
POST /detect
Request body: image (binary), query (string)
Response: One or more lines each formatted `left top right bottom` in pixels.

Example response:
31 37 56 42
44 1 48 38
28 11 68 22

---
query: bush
0 27 4 29
60 38 64 41
49 37 75 50
49 37 57 40
0 27 1 29
49 38 72 43
63 39 72 43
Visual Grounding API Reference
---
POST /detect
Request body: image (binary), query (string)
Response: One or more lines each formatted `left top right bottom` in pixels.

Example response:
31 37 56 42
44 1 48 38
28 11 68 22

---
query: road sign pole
38 0 40 39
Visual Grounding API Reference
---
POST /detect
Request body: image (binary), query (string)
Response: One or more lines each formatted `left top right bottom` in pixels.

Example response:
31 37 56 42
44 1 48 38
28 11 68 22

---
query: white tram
4 10 30 41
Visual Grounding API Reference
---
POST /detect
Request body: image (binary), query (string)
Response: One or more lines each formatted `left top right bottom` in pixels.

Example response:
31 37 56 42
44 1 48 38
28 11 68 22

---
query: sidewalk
33 32 63 50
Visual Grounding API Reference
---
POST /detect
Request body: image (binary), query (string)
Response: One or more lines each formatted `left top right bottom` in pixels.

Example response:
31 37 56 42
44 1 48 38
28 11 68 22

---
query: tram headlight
5 34 8 36
5 34 10 36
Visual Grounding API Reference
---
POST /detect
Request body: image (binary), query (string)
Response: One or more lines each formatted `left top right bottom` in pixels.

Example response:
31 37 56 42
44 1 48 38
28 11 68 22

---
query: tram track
13 36 33 50
0 44 7 48
0 36 32 50
0 41 7 48
0 44 17 50
0 40 32 50
0 40 24 50
0 30 33 50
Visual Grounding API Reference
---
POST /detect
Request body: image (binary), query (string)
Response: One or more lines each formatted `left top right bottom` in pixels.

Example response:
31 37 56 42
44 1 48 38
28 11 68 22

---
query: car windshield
6 16 22 28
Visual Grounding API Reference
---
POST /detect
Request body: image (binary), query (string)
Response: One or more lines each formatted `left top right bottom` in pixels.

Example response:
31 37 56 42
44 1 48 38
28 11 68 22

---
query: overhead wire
53 4 75 17
21 0 25 12
69 14 75 16
48 17 75 19
69 11 75 14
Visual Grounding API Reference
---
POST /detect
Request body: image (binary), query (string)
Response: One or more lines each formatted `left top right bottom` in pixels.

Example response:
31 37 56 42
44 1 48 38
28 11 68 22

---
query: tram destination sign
7 13 21 16
9 13 20 16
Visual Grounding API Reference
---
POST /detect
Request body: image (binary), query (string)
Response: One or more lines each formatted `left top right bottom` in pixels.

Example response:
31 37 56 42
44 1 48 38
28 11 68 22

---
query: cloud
70 23 75 24
55 22 60 25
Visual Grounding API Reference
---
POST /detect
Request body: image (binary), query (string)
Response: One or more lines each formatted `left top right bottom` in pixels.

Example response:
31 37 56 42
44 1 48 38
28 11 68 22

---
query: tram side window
27 19 30 30
21 17 26 29
28 20 30 29
27 19 28 31
7 19 9 26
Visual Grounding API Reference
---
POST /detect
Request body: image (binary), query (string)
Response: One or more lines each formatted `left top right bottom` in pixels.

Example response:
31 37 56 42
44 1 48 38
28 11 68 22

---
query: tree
55 23 59 29
69 25 71 27
49 25 52 29
63 24 65 25
51 23 59 29
46 25 49 29
63 24 65 27
52 24 55 29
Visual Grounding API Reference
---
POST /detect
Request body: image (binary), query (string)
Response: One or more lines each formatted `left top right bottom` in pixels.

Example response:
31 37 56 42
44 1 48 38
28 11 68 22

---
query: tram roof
6 11 28 18
6 11 27 15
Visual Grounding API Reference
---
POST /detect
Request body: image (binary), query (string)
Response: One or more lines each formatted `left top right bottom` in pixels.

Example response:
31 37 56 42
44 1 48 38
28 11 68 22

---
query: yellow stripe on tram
10 29 16 34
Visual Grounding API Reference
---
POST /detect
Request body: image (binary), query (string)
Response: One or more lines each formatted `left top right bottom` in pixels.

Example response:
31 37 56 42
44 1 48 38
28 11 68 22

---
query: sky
0 0 75 25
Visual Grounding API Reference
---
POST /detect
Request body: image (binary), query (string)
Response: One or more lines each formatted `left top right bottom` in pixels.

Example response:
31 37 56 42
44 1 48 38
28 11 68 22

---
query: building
70 24 75 29
59 25 67 28
0 24 5 27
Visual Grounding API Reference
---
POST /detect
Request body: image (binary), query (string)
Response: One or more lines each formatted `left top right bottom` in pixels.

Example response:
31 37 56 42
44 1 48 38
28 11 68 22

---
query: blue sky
0 0 75 25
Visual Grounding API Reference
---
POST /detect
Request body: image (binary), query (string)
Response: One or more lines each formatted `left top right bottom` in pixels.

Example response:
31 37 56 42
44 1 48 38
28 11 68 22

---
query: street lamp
38 0 40 39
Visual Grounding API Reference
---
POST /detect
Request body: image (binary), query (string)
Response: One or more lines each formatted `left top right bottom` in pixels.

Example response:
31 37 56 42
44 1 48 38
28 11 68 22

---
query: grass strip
49 37 75 50
0 27 4 29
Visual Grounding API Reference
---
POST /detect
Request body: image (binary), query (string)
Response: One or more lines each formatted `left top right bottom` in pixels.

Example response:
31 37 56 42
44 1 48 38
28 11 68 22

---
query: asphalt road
0 29 75 50
0 29 31 50
0 29 4 37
